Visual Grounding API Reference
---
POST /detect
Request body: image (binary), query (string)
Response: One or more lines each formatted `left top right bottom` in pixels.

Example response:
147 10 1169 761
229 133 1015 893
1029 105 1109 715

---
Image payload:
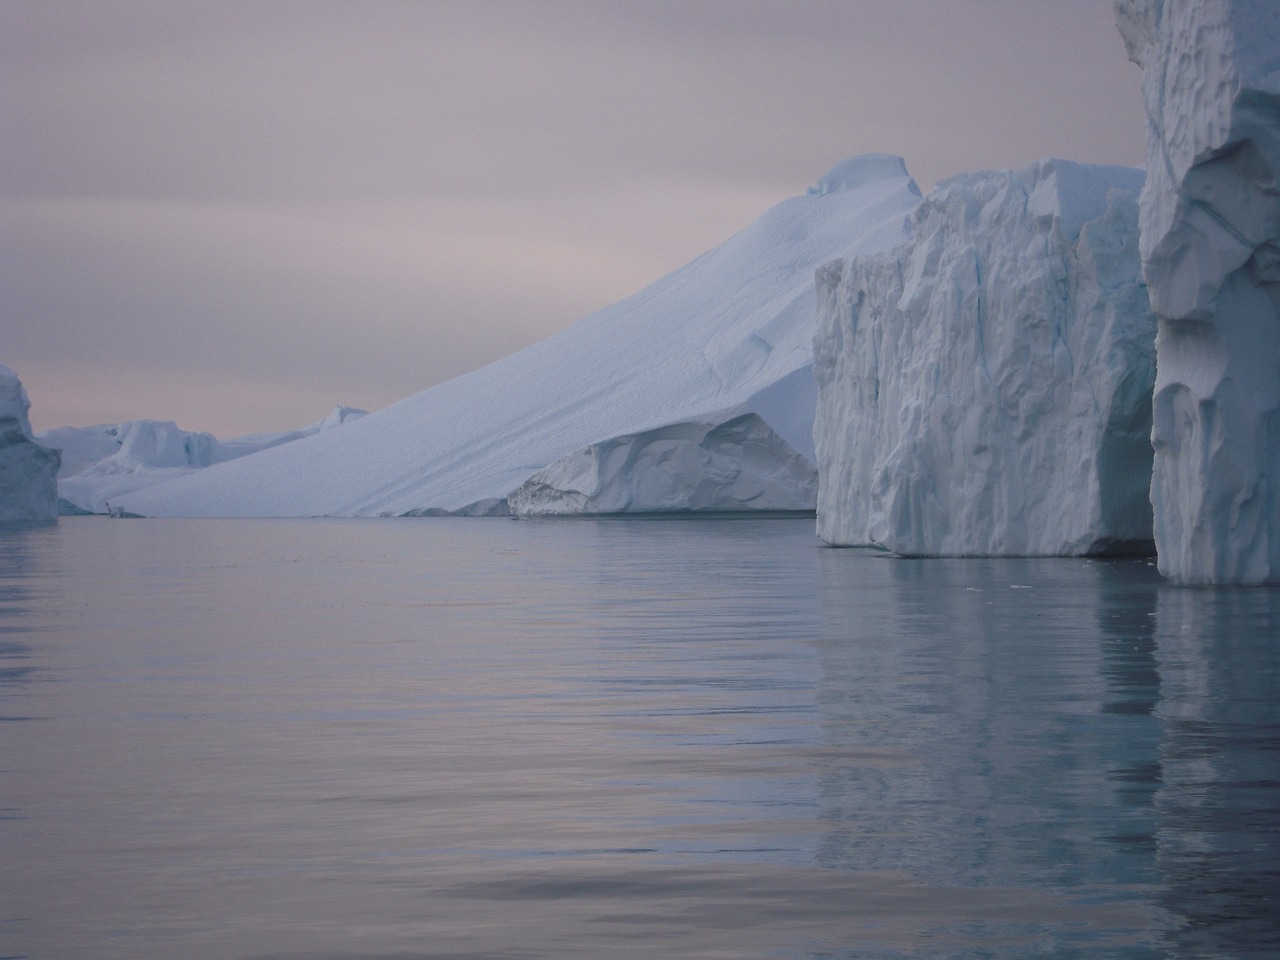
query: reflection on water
0 517 1276 959
1154 589 1280 957
0 524 57 725
814 557 1162 890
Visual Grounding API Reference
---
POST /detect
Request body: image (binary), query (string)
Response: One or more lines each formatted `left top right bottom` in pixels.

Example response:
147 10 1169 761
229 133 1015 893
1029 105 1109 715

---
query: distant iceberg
0 364 60 524
814 159 1156 556
44 406 366 515
113 155 923 518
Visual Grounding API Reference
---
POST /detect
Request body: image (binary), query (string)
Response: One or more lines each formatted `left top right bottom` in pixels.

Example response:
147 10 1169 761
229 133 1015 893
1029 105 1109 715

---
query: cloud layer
2 0 1143 436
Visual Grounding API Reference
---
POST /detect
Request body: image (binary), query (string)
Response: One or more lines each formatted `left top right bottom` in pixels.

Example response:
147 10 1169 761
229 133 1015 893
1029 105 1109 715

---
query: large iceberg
813 160 1156 556
1116 0 1280 584
113 155 922 518
0 365 60 524
44 406 367 515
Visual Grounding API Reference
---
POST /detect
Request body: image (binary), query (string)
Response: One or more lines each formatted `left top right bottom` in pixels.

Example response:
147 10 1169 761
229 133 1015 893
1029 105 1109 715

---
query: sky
2 0 1146 438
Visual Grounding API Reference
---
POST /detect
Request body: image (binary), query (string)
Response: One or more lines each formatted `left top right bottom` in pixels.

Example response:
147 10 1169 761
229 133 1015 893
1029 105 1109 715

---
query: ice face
813 160 1156 556
507 413 817 517
1118 0 1280 583
0 365 60 524
111 157 922 518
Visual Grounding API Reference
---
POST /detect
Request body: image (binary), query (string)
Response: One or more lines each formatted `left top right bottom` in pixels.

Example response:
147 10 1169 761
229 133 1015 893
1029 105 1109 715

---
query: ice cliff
113 155 922 518
44 406 367 515
1116 0 1280 584
0 365 60 523
814 160 1156 556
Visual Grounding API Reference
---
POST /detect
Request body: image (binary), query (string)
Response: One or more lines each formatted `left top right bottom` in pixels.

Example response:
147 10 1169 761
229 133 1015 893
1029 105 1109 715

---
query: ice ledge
508 413 817 517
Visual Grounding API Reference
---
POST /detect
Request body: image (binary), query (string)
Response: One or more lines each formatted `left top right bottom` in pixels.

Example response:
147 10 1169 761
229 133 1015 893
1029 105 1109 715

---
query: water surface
1 517 1277 958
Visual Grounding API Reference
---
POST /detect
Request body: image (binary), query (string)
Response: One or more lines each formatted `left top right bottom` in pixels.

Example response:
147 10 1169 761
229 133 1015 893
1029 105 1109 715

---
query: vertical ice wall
0 365 60 523
814 160 1156 556
1117 0 1280 584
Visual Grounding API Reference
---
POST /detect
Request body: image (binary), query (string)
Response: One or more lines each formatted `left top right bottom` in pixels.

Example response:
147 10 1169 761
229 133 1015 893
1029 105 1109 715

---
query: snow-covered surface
814 159 1156 556
113 155 922 518
508 412 817 516
1117 0 1280 583
44 406 366 515
0 364 60 523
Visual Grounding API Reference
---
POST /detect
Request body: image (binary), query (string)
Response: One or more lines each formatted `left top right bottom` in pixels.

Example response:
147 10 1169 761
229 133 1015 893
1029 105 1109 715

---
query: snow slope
115 155 922 518
1117 0 1280 583
0 364 60 523
814 160 1156 556
44 406 366 515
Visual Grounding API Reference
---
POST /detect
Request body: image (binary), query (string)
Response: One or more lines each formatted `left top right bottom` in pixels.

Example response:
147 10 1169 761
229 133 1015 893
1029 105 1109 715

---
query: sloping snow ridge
44 406 367 515
1116 0 1280 584
0 365 60 523
114 155 922 518
814 159 1156 556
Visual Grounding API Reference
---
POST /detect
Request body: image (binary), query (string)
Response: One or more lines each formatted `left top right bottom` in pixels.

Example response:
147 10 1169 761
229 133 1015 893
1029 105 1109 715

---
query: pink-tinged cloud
1 0 1143 436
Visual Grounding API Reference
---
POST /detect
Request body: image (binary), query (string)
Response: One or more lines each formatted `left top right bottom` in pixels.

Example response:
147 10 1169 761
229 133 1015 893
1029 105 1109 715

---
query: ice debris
508 412 816 516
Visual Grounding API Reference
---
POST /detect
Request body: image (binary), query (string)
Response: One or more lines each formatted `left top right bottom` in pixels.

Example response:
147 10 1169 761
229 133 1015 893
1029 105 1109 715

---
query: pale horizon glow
2 0 1145 437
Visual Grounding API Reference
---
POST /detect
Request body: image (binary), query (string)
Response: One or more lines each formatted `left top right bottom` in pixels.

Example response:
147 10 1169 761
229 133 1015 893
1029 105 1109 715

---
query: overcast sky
3 0 1144 437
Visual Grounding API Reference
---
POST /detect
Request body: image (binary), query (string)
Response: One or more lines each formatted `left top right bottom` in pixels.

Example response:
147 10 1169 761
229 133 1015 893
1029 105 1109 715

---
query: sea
1 516 1277 959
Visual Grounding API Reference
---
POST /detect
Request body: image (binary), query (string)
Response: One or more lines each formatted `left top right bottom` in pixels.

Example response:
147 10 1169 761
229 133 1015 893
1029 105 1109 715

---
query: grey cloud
4 0 1140 202
1 0 1144 435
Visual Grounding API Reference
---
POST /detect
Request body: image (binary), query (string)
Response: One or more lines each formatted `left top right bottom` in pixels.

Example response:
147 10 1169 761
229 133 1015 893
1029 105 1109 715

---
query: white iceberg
813 159 1156 556
0 364 60 524
1116 0 1280 584
113 155 922 518
44 406 367 515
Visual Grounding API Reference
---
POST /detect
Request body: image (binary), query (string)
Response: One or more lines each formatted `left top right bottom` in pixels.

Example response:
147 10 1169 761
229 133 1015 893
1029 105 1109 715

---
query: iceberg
113 155 922 518
813 160 1156 556
44 406 367 515
0 365 60 524
1116 0 1280 584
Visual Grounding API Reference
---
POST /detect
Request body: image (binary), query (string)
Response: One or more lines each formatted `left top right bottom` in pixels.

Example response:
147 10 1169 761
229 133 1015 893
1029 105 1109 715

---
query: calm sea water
0 516 1277 959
